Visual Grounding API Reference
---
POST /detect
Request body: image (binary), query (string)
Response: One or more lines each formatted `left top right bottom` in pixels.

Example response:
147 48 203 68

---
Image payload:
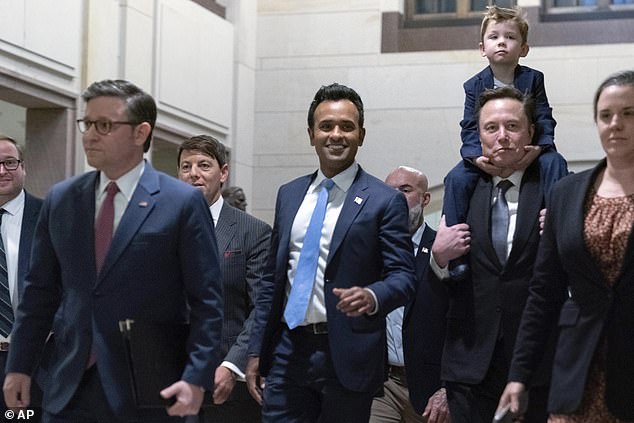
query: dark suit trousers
262 325 374 423
43 366 183 423
445 338 548 423
199 381 261 423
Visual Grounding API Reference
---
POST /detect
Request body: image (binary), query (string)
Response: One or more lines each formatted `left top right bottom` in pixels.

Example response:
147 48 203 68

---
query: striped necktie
0 209 13 337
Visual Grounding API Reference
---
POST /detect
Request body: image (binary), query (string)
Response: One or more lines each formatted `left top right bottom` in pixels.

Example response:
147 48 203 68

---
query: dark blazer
17 192 43 301
509 160 634 420
216 202 271 373
460 65 556 159
1 192 43 409
441 163 554 386
249 167 417 393
7 162 224 419
402 225 448 414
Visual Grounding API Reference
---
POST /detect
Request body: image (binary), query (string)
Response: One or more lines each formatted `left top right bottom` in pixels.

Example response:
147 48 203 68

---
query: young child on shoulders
444 5 569 280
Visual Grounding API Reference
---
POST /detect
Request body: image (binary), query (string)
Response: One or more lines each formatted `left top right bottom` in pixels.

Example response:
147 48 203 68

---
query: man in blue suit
245 83 416 423
3 80 224 422
0 135 43 421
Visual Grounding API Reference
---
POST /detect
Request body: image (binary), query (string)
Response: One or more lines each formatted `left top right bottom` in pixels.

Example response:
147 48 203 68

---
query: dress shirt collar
312 162 359 194
411 222 426 255
209 195 224 227
1 190 25 216
492 169 524 189
97 160 145 201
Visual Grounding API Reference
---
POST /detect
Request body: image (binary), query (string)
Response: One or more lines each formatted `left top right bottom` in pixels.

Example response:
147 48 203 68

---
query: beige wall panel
156 0 234 131
0 0 81 85
259 0 379 14
122 5 154 90
86 0 122 83
258 11 380 58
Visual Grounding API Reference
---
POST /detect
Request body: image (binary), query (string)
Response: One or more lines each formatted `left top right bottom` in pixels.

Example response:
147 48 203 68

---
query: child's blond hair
480 5 529 45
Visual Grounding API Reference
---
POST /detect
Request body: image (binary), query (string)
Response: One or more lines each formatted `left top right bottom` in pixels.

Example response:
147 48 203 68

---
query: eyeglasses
0 159 22 171
76 119 139 136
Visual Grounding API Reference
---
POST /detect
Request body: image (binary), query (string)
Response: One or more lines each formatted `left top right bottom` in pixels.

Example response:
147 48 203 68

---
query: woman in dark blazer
497 69 634 422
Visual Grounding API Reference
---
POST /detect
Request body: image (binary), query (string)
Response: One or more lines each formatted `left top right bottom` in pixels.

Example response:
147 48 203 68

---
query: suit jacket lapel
569 161 618 290
328 168 367 263
415 226 435 281
508 164 542 265
216 203 237 254
96 164 158 282
17 193 42 298
472 176 499 266
277 174 314 272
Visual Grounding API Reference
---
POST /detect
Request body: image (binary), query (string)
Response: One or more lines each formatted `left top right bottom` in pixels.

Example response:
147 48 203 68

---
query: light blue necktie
284 178 335 329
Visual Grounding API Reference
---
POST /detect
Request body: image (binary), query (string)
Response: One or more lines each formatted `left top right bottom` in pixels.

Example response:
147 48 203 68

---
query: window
409 0 515 19
545 0 634 15
551 0 633 5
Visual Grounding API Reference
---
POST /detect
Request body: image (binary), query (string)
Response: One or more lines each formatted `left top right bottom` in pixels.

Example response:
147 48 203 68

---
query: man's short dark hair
82 79 157 152
307 83 364 129
0 134 23 160
177 135 227 168
477 87 536 139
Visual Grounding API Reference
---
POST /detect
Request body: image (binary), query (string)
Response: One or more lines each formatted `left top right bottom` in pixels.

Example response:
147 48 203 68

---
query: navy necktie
491 180 513 265
284 179 335 329
0 209 12 337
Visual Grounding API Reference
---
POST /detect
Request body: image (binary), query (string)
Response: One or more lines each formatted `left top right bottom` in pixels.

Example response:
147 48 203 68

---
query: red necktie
88 182 118 368
95 182 119 273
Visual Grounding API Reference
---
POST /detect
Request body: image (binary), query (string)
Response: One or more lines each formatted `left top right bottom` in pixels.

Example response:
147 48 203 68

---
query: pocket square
224 250 242 258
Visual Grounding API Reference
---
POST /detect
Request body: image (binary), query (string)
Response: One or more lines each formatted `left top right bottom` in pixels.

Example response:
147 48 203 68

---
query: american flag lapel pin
354 196 363 205
138 201 148 207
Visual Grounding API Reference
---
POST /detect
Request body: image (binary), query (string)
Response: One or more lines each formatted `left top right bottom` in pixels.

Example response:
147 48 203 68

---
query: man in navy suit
0 135 43 421
177 135 271 422
245 83 416 423
370 166 449 423
3 80 224 422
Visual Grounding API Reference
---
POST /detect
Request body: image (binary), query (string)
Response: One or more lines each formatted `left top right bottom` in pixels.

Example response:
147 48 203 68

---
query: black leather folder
118 319 191 408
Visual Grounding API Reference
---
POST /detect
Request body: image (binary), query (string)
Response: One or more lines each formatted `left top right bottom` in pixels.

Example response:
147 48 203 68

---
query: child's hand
474 155 503 176
513 145 542 170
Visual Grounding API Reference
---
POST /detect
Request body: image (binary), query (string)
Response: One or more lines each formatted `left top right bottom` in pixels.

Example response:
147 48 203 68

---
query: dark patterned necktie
491 180 513 266
0 209 13 337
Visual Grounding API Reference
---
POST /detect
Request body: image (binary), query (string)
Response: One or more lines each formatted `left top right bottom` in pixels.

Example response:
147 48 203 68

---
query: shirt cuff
364 288 379 315
430 254 450 280
221 361 245 382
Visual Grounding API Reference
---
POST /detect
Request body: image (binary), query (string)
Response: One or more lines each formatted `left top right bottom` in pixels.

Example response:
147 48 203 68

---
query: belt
388 365 407 386
293 322 328 335
0 341 9 352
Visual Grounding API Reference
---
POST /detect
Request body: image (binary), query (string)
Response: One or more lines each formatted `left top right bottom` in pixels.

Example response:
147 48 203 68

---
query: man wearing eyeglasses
0 135 43 421
3 80 224 422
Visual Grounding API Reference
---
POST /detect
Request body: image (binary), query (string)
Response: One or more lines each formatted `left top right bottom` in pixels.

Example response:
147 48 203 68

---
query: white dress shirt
1 190 25 342
95 160 145 234
285 162 359 325
209 195 223 227
386 223 425 367
431 170 524 278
